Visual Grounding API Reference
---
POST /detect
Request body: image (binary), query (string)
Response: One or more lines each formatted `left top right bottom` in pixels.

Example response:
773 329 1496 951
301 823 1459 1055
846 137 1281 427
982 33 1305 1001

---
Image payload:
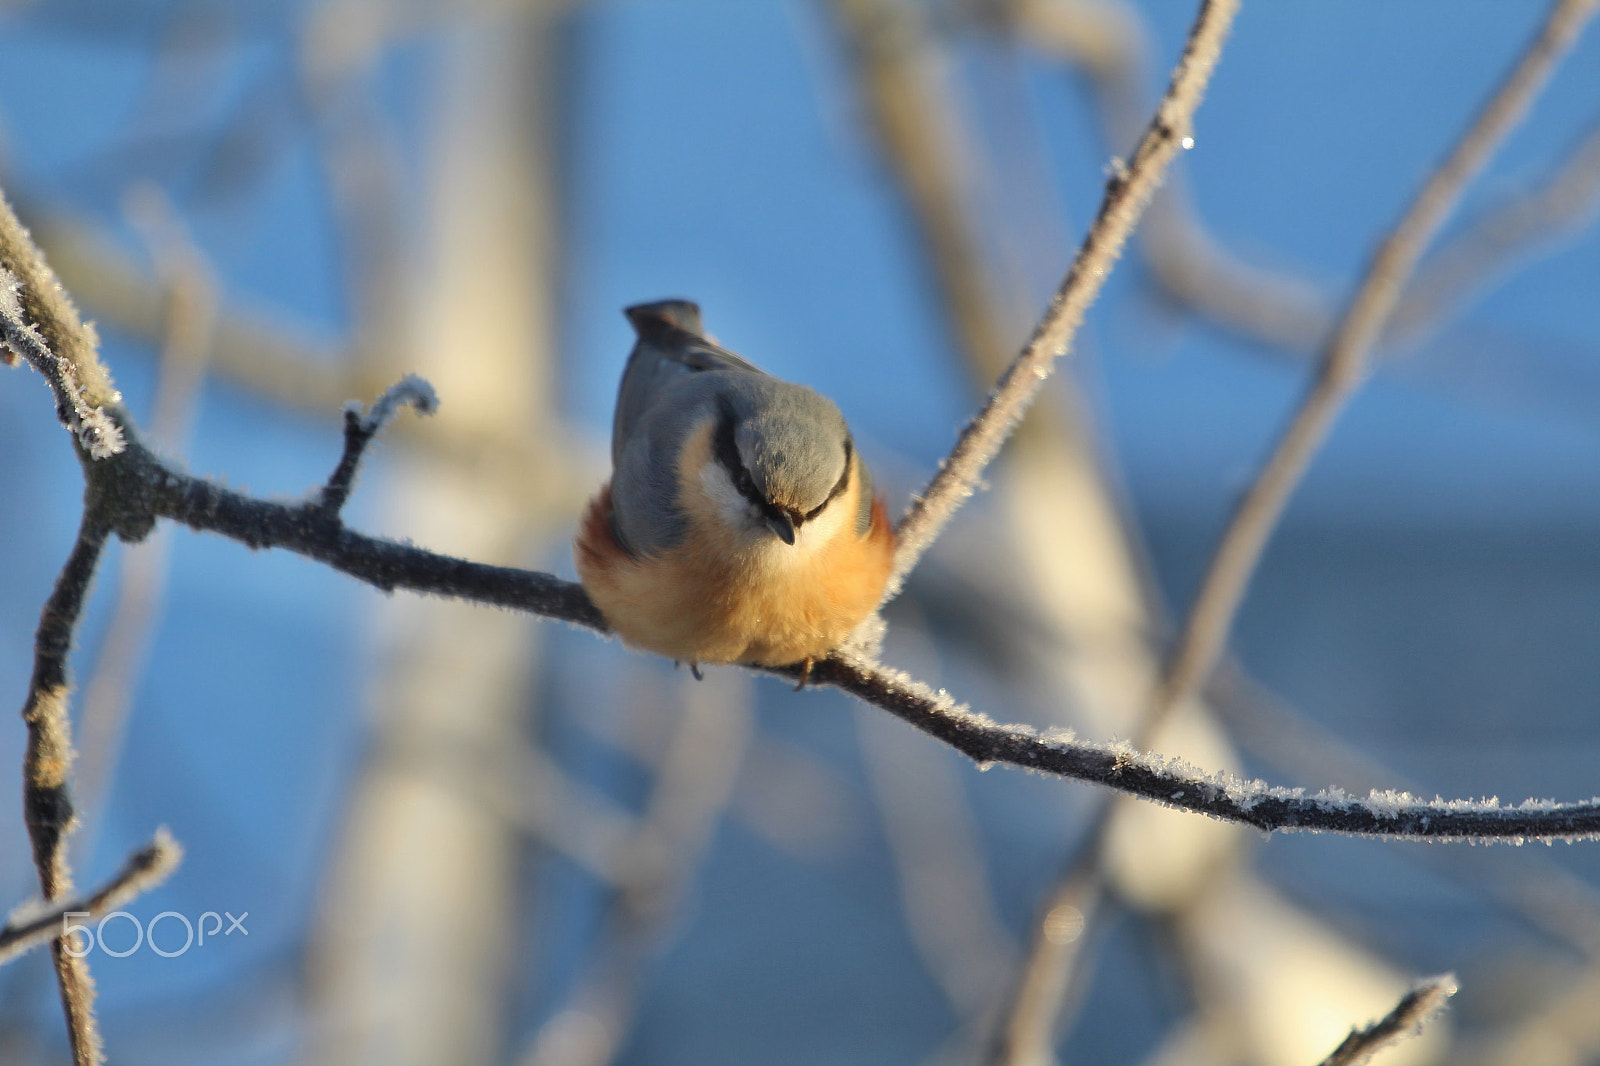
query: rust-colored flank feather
575 422 894 668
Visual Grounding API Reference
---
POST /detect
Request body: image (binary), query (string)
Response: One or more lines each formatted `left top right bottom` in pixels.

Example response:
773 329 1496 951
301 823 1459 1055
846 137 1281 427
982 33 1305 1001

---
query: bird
575 299 894 683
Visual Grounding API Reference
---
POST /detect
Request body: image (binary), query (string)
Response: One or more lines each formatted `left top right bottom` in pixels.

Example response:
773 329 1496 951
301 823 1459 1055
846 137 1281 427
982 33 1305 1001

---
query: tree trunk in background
300 9 563 1065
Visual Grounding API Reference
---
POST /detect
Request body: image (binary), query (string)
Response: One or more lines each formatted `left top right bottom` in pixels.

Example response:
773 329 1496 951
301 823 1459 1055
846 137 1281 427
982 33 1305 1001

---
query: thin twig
317 374 439 515
0 831 182 967
1314 975 1457 1066
888 0 1241 593
1154 0 1600 722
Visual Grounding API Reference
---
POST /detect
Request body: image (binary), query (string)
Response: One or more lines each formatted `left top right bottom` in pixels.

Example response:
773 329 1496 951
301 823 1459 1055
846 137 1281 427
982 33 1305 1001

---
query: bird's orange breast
575 423 894 668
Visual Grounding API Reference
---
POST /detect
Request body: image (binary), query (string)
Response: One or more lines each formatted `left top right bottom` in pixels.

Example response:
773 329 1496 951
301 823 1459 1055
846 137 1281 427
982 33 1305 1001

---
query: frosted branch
19 410 1600 845
801 652 1600 842
0 267 123 458
319 373 439 515
0 189 124 460
1005 0 1335 356
886 0 1241 594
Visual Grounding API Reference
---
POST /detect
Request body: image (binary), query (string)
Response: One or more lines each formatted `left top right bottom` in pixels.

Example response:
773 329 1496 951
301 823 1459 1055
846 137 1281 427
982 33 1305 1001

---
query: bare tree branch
0 179 133 1065
1314 975 1456 1066
12 397 1600 843
0 194 123 459
888 0 1241 593
104 434 603 624
1153 0 1600 722
1002 0 1335 354
0 831 182 967
18 515 112 1066
317 374 439 515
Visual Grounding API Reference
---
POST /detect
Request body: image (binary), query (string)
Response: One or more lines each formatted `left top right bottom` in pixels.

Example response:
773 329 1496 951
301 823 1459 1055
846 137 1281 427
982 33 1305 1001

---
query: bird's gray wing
613 300 765 464
610 370 742 558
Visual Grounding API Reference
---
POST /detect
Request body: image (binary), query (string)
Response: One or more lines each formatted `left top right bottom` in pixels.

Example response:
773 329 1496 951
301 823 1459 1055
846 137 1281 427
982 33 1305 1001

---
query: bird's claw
793 656 814 692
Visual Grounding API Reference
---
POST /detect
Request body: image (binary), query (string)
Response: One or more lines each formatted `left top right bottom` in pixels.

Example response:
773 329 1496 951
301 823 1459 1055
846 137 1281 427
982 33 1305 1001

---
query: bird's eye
712 402 764 505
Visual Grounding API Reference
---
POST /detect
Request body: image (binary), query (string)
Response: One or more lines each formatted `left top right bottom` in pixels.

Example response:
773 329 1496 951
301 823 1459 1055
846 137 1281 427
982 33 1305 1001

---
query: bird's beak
765 511 797 545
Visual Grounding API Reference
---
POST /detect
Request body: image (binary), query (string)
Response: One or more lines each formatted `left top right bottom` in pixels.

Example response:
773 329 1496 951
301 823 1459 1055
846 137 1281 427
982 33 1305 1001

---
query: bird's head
708 382 853 546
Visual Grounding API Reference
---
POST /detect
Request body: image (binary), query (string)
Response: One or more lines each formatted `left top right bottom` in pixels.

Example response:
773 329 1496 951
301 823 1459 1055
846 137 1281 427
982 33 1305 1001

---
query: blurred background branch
1314 975 1456 1066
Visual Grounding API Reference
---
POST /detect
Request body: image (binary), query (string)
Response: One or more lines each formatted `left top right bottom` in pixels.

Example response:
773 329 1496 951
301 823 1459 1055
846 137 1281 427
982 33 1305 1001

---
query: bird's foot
793 656 815 692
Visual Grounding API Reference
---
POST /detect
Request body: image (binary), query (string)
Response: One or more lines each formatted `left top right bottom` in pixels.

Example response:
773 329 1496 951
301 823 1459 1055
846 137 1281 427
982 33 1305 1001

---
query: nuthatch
576 300 893 679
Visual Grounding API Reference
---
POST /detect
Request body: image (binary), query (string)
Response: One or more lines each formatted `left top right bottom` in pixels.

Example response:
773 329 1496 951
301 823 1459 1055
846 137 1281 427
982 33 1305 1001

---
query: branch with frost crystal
51 398 1600 846
101 412 606 629
318 373 439 515
798 654 1600 842
887 0 1240 592
1 267 123 458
